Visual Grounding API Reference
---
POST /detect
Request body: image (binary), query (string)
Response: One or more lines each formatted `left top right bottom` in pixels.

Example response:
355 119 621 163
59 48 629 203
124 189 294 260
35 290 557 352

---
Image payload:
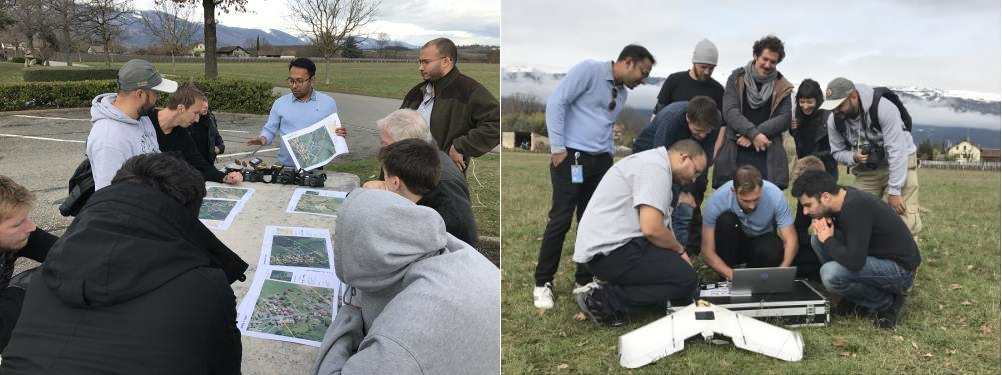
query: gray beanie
692 38 718 65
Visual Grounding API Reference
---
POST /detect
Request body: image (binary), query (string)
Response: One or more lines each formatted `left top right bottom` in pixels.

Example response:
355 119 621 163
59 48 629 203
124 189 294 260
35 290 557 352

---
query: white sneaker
533 283 554 309
572 281 599 295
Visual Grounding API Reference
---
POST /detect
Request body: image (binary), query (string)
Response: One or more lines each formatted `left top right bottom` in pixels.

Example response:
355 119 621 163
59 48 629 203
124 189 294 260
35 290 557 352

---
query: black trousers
535 149 612 286
714 211 785 268
792 202 821 280
586 237 699 314
683 173 709 253
0 287 24 351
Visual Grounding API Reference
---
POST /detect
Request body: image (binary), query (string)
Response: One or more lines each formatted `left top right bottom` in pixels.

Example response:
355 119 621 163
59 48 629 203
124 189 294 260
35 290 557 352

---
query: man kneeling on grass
792 170 921 329
571 140 707 327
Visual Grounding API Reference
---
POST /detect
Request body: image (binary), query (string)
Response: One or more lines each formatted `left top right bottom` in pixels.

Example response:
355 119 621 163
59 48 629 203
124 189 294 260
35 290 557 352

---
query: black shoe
875 294 906 329
833 299 872 317
575 287 627 327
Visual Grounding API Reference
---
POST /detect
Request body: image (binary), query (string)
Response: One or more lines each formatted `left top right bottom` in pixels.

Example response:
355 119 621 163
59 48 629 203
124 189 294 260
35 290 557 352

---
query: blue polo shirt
260 90 338 167
703 180 793 236
545 60 626 155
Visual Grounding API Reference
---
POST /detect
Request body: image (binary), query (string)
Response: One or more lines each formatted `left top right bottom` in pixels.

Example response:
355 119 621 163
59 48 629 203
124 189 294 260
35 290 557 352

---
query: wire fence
919 160 1001 171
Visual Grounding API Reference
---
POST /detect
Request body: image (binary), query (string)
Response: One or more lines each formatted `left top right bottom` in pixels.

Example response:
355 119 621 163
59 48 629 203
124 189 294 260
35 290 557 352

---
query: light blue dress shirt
545 60 626 155
260 90 339 167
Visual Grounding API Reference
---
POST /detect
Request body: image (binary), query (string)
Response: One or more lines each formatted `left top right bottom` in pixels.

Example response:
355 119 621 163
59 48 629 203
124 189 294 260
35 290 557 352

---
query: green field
501 152 1001 374
330 153 500 239
0 61 500 100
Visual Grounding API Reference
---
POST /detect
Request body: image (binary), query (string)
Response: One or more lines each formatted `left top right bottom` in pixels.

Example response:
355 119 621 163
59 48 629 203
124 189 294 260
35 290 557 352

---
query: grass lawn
329 153 499 239
501 152 1000 374
0 61 500 100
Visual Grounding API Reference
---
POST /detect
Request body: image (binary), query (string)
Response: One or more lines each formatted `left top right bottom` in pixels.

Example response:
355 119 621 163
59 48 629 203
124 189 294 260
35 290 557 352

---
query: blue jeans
810 236 914 311
669 184 694 249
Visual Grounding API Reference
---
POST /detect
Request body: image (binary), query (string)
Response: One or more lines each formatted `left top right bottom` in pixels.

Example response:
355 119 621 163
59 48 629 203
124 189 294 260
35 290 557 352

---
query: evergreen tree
341 36 363 58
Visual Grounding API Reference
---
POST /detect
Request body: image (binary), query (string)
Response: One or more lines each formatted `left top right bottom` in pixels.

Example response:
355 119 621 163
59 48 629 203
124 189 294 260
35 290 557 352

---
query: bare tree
374 31 388 58
45 0 82 66
286 0 380 85
9 0 55 66
142 1 197 73
77 0 133 67
164 0 248 79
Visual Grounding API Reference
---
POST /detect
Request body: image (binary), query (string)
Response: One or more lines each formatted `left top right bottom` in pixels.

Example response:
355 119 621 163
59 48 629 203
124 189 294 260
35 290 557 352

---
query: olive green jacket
401 67 500 158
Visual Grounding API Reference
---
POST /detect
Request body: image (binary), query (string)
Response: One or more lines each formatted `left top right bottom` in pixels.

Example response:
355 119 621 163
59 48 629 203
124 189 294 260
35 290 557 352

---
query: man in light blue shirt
700 165 797 280
248 58 346 168
533 45 655 311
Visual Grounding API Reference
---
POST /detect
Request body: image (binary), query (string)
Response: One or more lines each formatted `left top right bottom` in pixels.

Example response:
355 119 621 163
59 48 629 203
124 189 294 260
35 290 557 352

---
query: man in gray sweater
313 189 500 374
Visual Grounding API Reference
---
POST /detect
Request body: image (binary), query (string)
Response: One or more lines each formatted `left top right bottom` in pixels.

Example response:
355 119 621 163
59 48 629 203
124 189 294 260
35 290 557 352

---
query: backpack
58 158 95 217
833 87 912 139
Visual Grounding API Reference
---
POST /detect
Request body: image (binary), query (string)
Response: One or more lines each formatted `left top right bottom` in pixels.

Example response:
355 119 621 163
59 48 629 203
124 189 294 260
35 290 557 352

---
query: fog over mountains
502 67 1002 148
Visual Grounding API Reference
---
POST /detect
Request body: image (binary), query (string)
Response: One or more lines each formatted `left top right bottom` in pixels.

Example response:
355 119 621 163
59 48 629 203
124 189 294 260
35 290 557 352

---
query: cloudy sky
502 0 1001 96
136 0 500 46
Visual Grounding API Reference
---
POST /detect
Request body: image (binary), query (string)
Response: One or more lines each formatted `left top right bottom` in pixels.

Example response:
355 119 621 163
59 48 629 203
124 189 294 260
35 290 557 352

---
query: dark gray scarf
743 60 778 109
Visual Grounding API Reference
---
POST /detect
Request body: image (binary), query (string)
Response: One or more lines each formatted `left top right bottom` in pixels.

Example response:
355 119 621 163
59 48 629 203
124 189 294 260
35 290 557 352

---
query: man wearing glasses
571 140 706 327
400 38 499 172
248 57 346 168
533 45 655 311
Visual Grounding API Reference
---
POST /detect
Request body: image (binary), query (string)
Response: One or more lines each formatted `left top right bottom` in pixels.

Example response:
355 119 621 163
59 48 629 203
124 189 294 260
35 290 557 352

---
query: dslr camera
858 144 886 170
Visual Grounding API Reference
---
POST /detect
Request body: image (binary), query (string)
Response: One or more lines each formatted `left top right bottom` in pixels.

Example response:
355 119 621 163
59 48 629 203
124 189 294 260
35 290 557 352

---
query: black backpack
834 87 912 138
58 158 95 217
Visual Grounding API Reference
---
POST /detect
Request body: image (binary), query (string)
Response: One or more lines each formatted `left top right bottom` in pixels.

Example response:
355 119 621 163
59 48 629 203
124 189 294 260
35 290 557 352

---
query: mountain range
502 67 1002 148
119 10 418 50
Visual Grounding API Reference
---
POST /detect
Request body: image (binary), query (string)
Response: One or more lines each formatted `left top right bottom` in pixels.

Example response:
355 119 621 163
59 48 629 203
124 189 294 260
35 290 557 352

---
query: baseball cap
117 59 177 93
818 77 855 111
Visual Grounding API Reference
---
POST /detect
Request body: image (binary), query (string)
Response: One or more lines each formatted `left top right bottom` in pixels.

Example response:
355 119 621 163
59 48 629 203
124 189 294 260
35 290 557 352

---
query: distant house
216 46 251 57
87 46 104 54
501 131 549 152
981 149 1001 163
257 49 298 58
946 140 981 162
191 43 205 57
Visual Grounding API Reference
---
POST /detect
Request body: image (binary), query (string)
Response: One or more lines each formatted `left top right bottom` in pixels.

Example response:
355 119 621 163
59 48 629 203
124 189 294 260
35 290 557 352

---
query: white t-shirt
573 147 674 263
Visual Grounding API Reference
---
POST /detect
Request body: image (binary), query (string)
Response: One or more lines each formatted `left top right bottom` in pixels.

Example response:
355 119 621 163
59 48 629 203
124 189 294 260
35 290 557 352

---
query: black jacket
188 110 226 164
791 85 837 174
144 108 227 183
416 151 478 246
1 182 248 375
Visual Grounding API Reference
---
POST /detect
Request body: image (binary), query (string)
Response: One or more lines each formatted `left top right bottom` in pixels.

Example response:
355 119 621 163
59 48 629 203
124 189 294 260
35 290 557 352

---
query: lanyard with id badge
571 151 584 183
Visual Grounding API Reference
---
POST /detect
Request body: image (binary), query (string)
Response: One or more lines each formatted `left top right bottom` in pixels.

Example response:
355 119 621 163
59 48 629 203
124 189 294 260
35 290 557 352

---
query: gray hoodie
314 189 500 375
86 93 160 190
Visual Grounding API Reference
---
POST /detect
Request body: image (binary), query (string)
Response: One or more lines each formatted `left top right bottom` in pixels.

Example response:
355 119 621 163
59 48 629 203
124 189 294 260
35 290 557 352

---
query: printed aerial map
270 235 329 268
247 279 334 342
206 186 249 200
295 191 343 216
287 126 336 169
199 199 238 221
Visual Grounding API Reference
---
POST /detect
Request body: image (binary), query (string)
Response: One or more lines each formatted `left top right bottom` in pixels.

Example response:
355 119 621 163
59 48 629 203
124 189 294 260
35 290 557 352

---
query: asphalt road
0 90 400 237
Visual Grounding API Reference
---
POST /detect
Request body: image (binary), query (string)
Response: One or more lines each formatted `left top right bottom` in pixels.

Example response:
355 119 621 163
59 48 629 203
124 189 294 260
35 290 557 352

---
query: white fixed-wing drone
618 300 804 368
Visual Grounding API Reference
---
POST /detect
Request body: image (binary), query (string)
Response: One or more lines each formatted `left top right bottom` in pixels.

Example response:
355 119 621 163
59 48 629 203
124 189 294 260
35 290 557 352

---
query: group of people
533 36 922 331
0 37 501 374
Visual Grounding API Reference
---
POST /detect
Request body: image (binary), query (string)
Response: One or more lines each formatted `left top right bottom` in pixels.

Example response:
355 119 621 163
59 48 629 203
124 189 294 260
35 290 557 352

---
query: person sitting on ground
0 176 59 351
363 109 478 246
187 97 226 165
792 170 921 329
631 96 721 251
313 189 500 374
572 140 707 327
1 153 248 374
143 81 242 185
788 155 828 280
700 165 797 280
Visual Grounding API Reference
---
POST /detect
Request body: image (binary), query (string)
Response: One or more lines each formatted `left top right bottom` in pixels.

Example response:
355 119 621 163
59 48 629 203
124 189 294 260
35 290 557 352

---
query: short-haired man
376 138 478 246
401 37 499 172
0 176 58 351
314 189 500 374
144 81 242 185
792 170 921 329
87 59 177 190
652 39 724 115
820 77 921 240
572 140 707 327
632 96 720 250
701 165 797 280
789 155 828 280
712 35 794 190
533 44 655 310
364 109 478 246
187 98 226 165
248 57 346 167
2 153 247 373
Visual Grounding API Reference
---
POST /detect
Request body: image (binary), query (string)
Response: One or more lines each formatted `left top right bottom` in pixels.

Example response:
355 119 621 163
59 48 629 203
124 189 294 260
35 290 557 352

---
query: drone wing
618 304 704 369
706 304 804 362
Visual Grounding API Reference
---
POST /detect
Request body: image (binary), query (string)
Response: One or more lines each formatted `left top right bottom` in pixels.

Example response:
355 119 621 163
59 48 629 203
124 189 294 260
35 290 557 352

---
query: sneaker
533 283 554 309
575 287 627 327
572 281 599 295
833 299 872 317
875 294 906 329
